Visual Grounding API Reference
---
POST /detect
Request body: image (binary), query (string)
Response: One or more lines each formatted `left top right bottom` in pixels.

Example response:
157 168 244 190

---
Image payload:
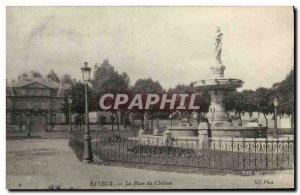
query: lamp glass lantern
81 62 91 82
274 97 279 107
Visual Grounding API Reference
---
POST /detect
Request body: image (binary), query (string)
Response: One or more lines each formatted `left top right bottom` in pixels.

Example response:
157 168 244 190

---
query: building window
15 113 20 124
30 90 35 96
51 101 56 109
42 101 46 109
38 89 43 96
27 101 33 109
34 101 39 109
15 101 21 109
21 89 26 96
34 113 38 119
52 114 56 124
43 90 50 96
21 100 25 109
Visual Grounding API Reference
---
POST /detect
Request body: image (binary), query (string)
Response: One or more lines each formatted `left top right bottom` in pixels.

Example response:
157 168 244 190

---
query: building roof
8 77 70 97
10 77 61 89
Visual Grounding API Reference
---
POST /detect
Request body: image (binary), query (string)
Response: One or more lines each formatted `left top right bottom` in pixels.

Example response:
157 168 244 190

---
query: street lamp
81 62 93 163
68 96 73 144
274 97 279 132
169 113 173 126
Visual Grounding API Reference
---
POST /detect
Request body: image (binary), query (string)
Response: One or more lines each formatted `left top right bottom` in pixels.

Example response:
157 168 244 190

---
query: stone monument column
208 89 228 122
207 27 231 127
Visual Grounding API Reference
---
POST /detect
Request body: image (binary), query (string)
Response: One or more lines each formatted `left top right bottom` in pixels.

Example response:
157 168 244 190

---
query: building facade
6 77 70 131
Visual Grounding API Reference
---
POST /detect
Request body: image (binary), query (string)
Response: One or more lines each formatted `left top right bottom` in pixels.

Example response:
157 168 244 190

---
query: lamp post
81 62 93 163
274 97 279 134
68 96 73 144
169 113 173 126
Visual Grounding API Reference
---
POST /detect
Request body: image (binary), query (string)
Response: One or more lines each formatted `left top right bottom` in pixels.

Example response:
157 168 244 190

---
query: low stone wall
47 124 129 131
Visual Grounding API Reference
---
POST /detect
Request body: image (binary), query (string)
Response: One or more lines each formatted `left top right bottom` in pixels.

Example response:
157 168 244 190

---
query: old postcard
6 6 294 190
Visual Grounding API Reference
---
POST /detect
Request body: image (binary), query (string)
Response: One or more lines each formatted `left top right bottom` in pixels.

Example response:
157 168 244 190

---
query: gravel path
6 139 294 190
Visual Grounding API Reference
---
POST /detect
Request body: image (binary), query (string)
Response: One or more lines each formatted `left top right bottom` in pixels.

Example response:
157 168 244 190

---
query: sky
6 6 294 90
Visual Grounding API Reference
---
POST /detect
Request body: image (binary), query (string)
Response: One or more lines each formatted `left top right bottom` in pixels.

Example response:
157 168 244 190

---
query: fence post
265 137 268 170
138 129 144 166
237 140 240 170
243 138 246 171
287 137 290 167
176 140 179 168
139 142 141 166
276 137 279 169
254 138 257 171
219 138 222 170
118 132 121 161
231 138 234 170
197 139 200 169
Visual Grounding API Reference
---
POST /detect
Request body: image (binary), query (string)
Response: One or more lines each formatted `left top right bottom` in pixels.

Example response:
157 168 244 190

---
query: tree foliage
62 81 95 117
92 59 130 96
46 69 60 83
29 71 43 78
61 74 74 86
275 68 294 115
132 78 164 94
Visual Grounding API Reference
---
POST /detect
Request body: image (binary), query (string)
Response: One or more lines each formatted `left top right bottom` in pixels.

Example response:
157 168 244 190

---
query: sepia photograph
5 6 294 190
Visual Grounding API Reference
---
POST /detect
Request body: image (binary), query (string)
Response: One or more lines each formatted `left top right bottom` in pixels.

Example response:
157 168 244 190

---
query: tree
30 71 43 78
167 84 197 123
240 89 256 118
46 69 60 83
132 78 164 94
224 90 247 125
17 72 29 80
62 81 95 129
252 87 273 127
274 68 294 127
92 59 130 95
92 58 131 131
196 89 210 122
61 74 74 86
132 78 164 130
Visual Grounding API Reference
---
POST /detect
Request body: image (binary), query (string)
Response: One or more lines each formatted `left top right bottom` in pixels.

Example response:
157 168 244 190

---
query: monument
194 27 267 138
195 27 243 128
139 27 267 139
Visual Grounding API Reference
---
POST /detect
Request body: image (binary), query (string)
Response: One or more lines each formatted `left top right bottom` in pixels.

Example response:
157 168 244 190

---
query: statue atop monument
214 27 223 65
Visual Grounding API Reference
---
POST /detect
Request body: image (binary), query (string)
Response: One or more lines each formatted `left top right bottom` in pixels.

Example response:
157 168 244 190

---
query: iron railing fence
70 130 294 173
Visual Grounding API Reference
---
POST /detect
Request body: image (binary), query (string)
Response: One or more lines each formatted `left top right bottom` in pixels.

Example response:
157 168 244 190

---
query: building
6 77 70 131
